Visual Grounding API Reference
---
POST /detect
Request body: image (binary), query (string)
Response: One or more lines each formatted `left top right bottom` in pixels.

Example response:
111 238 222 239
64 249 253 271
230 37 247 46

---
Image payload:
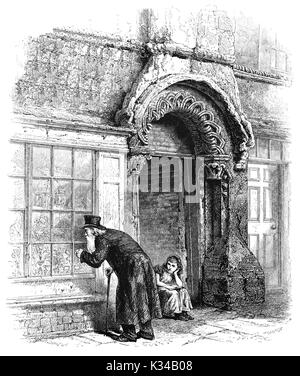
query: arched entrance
137 112 202 302
122 77 265 309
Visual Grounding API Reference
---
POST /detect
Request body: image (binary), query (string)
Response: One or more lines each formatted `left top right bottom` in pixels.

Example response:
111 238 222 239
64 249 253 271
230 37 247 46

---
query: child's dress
154 265 193 316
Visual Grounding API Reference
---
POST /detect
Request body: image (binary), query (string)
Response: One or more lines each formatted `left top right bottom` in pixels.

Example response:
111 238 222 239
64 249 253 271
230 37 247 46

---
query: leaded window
8 142 95 279
248 137 289 162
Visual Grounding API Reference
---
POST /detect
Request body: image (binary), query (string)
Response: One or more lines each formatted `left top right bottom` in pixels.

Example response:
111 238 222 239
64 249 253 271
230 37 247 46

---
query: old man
75 215 162 342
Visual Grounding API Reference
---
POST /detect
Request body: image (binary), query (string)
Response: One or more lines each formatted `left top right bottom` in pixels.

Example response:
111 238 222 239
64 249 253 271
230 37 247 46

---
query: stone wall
147 8 290 75
147 8 235 56
139 191 181 268
14 31 144 122
234 13 260 70
148 117 194 155
14 27 290 130
9 299 116 338
236 78 290 122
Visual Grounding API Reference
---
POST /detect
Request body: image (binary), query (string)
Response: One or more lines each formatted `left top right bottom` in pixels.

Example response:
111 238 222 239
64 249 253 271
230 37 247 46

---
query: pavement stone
208 318 285 336
190 324 228 337
192 329 262 343
29 291 291 349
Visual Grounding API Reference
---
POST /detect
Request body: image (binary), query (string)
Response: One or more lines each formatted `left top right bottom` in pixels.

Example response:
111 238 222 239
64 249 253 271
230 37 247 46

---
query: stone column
202 157 265 309
202 157 231 307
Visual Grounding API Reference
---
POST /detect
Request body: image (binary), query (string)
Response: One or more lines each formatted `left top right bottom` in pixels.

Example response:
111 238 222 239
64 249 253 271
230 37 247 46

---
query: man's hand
75 248 84 259
105 268 113 277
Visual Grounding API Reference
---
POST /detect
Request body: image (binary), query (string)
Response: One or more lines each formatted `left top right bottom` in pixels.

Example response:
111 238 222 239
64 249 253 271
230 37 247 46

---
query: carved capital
234 139 250 171
205 162 226 180
231 114 254 171
128 154 152 176
234 153 248 171
204 157 231 181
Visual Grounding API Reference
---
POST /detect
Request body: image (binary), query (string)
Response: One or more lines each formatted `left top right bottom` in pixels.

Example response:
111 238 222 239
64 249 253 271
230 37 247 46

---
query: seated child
154 255 193 321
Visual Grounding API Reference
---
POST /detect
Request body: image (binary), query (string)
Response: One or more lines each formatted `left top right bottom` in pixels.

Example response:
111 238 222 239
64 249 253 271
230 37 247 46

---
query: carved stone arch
138 90 226 156
116 73 255 169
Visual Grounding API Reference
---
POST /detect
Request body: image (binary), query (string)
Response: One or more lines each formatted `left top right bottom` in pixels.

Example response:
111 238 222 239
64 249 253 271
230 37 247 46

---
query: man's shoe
109 333 137 342
163 314 176 319
137 331 155 340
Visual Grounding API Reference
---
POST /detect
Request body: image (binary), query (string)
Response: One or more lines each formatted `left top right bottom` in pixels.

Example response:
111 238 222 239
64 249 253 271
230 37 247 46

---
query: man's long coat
80 228 162 326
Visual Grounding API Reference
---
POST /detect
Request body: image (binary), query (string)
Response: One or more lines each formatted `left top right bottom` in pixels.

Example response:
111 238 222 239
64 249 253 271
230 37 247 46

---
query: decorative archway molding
131 89 226 156
116 73 254 170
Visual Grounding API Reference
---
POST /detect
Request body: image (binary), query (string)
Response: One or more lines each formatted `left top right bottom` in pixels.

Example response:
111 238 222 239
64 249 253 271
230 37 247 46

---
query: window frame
8 141 98 282
248 136 290 165
270 37 288 74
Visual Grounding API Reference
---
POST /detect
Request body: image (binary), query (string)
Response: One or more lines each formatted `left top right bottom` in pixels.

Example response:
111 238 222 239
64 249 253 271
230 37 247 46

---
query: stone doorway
123 77 265 308
137 116 204 302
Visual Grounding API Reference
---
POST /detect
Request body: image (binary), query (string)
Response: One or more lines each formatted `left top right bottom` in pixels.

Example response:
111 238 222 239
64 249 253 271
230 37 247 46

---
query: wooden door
248 163 281 288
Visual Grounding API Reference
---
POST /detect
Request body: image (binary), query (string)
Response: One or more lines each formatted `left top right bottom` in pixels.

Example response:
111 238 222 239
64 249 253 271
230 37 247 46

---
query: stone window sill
7 293 104 307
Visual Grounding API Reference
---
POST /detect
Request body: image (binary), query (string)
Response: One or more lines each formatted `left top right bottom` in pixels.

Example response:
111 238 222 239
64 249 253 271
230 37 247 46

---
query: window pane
32 211 51 242
74 150 92 179
74 244 93 274
52 212 72 242
32 179 51 209
9 143 25 175
53 180 72 209
9 244 24 278
277 51 287 71
9 211 24 242
270 140 282 160
257 138 269 159
74 213 87 241
74 181 92 211
53 148 72 177
30 244 51 277
9 178 25 209
249 167 260 181
52 244 72 276
33 146 51 177
270 49 276 69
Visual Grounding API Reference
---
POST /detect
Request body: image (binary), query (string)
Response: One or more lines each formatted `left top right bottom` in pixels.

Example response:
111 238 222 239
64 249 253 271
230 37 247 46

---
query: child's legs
178 288 193 311
159 288 181 315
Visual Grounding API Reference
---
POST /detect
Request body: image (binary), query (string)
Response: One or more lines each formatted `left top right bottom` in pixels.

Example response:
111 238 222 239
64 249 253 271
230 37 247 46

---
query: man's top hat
82 215 106 230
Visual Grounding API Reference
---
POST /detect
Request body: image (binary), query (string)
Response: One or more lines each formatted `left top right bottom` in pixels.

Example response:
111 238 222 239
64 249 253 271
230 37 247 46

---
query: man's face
85 227 96 253
85 227 95 238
